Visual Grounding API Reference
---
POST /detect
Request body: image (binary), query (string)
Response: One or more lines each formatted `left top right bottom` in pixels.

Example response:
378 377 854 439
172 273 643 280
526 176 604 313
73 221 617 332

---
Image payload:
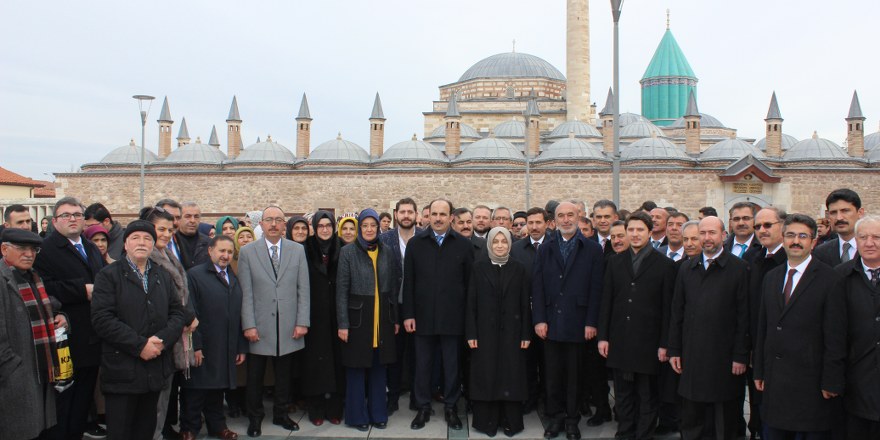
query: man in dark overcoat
598 211 675 440
813 188 864 268
532 202 604 440
668 216 750 440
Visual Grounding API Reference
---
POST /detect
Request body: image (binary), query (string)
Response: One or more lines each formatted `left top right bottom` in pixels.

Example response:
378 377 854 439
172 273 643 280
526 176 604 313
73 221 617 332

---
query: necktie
601 239 607 252
74 243 87 261
841 242 852 263
783 268 797 304
436 235 444 246
765 252 774 259
533 241 540 251
218 269 229 286
270 245 280 276
670 251 679 261
705 258 714 269
652 240 660 249
169 239 180 260
737 243 747 258
869 268 880 288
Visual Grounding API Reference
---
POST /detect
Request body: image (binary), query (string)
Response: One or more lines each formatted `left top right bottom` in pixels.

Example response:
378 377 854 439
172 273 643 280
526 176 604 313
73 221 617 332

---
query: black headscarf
286 215 309 243
305 210 340 275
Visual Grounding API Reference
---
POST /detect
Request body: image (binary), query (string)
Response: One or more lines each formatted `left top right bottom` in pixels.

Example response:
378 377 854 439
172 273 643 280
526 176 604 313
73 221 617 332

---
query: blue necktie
736 243 747 258
74 243 87 261
436 235 444 246
652 240 660 249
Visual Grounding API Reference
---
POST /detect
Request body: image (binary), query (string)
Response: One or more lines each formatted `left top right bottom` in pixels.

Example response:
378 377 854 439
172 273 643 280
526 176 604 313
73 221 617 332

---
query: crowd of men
1 186 878 440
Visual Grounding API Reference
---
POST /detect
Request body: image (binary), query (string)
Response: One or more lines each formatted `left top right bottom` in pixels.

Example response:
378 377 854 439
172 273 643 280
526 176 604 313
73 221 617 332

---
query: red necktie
783 268 797 304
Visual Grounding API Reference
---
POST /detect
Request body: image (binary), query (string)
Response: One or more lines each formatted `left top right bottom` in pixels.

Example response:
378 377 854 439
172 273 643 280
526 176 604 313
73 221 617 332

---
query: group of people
1 187 878 440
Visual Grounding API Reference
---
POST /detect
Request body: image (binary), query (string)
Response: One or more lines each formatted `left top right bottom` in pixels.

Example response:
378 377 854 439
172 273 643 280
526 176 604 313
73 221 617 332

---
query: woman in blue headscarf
336 209 399 431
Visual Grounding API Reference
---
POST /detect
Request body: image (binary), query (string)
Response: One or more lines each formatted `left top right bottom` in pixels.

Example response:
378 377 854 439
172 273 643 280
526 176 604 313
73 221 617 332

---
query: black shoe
387 400 399 416
83 424 108 439
272 415 299 431
247 418 262 438
162 427 182 440
565 423 581 440
352 424 369 432
411 408 431 430
544 421 562 439
586 413 611 427
444 408 463 430
372 422 387 429
503 426 522 437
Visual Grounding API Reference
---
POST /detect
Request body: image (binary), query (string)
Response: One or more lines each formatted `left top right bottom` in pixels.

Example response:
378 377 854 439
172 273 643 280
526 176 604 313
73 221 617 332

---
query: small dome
164 141 227 164
236 137 296 164
548 121 602 139
379 137 448 162
493 120 526 138
458 52 565 82
865 131 880 151
455 137 524 162
669 113 726 128
754 134 799 151
701 138 764 161
783 133 848 161
619 112 649 126
535 136 606 162
428 123 481 139
867 146 880 162
99 139 158 164
308 134 370 163
620 120 664 139
622 137 691 160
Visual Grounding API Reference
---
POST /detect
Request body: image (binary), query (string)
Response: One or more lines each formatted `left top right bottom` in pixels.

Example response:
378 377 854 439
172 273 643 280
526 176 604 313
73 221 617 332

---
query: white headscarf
487 226 512 265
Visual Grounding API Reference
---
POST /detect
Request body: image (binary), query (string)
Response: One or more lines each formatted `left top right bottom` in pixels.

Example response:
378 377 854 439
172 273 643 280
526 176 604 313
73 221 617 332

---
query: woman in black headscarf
299 211 346 425
286 215 310 244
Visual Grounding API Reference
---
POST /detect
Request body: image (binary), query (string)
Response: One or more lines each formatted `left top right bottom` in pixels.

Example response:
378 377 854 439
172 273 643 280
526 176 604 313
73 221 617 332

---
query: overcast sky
1 0 877 180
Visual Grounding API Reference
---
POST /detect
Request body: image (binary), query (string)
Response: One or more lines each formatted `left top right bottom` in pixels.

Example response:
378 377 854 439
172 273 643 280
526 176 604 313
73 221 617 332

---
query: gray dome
379 137 448 162
754 133 799 151
783 134 848 161
164 141 226 164
548 120 602 139
308 135 370 163
535 137 606 162
428 123 481 139
236 138 295 164
867 146 880 162
459 52 565 82
620 120 664 139
618 112 649 126
701 138 764 161
865 131 880 151
99 140 158 164
455 137 524 162
493 120 526 138
622 137 691 160
669 113 726 128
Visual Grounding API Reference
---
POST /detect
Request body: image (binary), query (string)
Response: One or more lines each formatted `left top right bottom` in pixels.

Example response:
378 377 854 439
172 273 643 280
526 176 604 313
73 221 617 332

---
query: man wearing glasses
725 202 761 259
34 197 107 440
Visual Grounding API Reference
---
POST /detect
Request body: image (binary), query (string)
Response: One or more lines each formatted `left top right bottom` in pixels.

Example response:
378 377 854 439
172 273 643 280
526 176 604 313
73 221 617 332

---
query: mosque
57 0 880 219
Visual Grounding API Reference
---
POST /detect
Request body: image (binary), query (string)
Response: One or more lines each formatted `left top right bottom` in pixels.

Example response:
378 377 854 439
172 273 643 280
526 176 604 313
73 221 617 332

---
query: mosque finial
666 9 671 29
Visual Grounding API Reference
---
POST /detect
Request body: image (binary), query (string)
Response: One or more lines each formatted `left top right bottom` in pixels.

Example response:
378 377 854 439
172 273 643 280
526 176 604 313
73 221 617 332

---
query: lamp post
610 0 623 206
133 95 155 209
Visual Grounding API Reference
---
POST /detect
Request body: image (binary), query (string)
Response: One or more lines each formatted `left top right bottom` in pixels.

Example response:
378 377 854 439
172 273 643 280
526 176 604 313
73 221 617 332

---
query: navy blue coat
531 231 604 343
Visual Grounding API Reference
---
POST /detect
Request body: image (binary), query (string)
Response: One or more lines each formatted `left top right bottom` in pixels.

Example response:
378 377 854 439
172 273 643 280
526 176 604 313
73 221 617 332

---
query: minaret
524 99 541 158
599 88 614 154
176 117 191 147
295 93 312 159
369 93 386 159
226 96 243 158
208 126 221 148
157 97 173 158
684 90 701 155
764 92 784 158
566 0 591 122
444 93 462 157
846 90 866 158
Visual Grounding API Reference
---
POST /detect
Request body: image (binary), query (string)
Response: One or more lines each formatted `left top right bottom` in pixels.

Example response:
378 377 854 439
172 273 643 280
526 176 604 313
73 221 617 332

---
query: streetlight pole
133 95 155 209
610 0 623 206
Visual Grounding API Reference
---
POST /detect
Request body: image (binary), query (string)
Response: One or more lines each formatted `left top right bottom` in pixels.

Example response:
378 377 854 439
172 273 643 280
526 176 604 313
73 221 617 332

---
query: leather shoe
209 429 238 440
444 408 462 430
565 423 581 440
544 422 562 439
410 408 431 430
372 422 387 429
586 413 611 427
503 426 521 437
179 432 196 440
328 418 342 425
310 418 324 426
246 418 261 438
272 415 299 431
352 424 369 432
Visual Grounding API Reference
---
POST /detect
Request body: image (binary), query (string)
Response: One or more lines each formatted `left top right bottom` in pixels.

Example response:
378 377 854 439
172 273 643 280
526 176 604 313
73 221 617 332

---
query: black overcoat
746 247 786 347
836 258 880 422
299 236 345 395
336 241 398 368
754 258 846 431
667 251 750 402
401 229 473 336
465 260 531 401
597 248 675 375
183 262 247 390
91 259 186 394
34 230 105 368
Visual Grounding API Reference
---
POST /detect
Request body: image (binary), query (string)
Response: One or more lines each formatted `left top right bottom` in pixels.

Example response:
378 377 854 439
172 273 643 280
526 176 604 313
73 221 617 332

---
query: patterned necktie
705 258 714 269
652 240 660 249
74 243 87 261
270 245 280 276
783 268 797 304
869 268 880 288
670 251 679 261
218 269 229 286
841 242 852 263
737 243 747 258
436 235 444 246
533 241 540 252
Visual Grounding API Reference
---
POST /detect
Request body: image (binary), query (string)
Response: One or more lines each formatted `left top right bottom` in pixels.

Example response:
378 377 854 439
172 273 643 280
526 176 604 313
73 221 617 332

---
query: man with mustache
725 202 761 259
452 207 487 260
814 188 865 267
610 221 629 254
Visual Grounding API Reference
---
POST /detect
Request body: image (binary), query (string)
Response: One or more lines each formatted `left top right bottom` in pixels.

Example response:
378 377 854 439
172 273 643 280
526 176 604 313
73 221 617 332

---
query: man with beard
472 205 492 239
659 212 689 262
814 188 864 267
592 200 619 257
380 197 418 414
610 221 629 254
649 208 670 249
725 202 761 259
452 207 486 260
668 217 749 440
174 202 211 270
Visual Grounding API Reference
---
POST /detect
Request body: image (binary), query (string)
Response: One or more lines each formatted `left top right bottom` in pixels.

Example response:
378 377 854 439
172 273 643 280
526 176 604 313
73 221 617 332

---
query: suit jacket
510 234 549 279
725 234 762 259
598 248 675 375
33 230 106 367
747 247 786 347
379 228 407 304
657 244 685 262
532 231 604 342
836 258 880 421
754 258 845 431
813 237 857 269
668 251 750 402
590 233 615 257
239 238 310 356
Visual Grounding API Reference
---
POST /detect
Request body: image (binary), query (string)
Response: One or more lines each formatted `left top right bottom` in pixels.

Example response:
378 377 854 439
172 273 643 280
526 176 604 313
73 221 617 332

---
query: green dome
640 29 698 127
641 29 696 79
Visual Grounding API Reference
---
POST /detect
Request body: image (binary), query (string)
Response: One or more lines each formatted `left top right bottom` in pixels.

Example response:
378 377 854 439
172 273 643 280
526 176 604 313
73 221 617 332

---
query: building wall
0 185 33 199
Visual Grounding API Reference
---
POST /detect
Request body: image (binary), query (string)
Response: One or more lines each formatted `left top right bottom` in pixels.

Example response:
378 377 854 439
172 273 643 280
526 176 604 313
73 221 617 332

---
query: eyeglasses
755 221 779 230
783 232 814 240
56 213 84 221
731 216 753 223
316 224 334 230
263 217 285 224
5 243 41 254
